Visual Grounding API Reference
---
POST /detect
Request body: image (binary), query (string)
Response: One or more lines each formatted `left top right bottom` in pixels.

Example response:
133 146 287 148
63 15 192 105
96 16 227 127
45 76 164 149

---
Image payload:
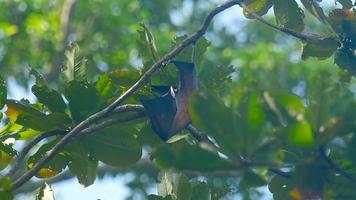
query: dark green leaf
67 142 97 187
84 125 142 167
109 70 141 87
174 174 192 200
301 37 339 60
0 177 13 200
274 0 305 32
64 80 99 122
190 181 210 200
336 0 353 9
335 48 356 76
138 23 158 62
239 170 267 189
32 84 66 113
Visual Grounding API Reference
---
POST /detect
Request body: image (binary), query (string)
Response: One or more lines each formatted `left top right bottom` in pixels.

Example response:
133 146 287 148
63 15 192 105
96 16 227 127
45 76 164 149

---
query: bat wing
141 88 177 141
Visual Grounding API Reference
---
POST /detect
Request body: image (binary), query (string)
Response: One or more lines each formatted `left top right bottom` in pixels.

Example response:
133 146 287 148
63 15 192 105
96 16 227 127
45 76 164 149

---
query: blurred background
0 0 349 199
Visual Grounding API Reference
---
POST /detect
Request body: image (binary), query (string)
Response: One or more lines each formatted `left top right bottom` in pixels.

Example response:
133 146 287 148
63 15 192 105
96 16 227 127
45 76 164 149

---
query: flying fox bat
141 57 197 141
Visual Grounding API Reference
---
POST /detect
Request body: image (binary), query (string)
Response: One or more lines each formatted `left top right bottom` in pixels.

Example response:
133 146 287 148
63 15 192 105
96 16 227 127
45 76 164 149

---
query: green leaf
300 0 329 24
190 181 210 200
32 84 67 113
174 174 192 200
137 23 158 62
242 0 273 19
84 125 142 167
96 74 113 98
5 100 70 131
28 140 69 178
64 80 99 122
288 122 314 147
189 93 241 157
274 0 305 32
63 43 87 81
0 75 6 110
239 170 267 189
268 175 295 200
36 183 55 200
0 177 13 200
301 37 339 60
153 143 232 171
335 48 356 76
336 0 353 9
30 68 47 86
109 70 141 87
16 112 71 132
67 142 98 187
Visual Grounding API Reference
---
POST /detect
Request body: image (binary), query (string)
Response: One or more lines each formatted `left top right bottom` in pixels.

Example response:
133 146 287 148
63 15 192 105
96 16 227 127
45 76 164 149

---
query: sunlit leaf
243 0 273 19
288 122 314 147
96 74 113 98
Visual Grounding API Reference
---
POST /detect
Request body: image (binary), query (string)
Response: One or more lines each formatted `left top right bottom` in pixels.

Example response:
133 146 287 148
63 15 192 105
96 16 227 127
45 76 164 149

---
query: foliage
0 0 356 200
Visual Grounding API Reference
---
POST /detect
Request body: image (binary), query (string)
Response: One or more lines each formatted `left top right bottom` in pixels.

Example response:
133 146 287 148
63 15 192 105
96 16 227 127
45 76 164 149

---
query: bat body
141 60 197 141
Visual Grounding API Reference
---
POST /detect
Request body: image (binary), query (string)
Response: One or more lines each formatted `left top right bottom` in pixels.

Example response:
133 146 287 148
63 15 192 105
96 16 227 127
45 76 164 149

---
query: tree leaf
96 74 113 98
137 23 158 62
0 75 6 110
243 0 273 19
64 80 99 122
300 0 329 24
239 170 267 189
0 178 13 200
173 174 192 200
301 37 339 60
27 140 69 178
189 93 241 157
84 125 142 167
335 48 356 76
67 142 98 187
32 84 66 113
288 122 314 147
63 43 87 81
336 0 353 9
109 70 141 87
274 0 305 32
36 183 55 200
190 181 210 200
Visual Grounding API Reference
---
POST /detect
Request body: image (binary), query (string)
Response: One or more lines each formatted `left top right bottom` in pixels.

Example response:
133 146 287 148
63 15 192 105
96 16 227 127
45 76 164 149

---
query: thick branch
10 0 241 190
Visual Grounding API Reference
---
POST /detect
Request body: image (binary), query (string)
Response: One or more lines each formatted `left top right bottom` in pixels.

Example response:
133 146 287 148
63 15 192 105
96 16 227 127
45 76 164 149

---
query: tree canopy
0 0 356 199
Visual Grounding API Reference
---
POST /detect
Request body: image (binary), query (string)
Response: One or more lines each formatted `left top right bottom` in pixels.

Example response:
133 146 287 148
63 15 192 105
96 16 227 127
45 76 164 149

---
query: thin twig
319 146 356 184
10 0 241 190
238 2 308 42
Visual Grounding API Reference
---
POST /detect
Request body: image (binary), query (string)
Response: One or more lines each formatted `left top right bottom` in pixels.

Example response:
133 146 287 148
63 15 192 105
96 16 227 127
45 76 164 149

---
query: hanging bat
141 53 197 141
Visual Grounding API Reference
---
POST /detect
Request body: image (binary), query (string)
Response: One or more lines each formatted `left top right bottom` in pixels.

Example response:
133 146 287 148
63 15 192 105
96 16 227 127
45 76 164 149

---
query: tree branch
10 0 241 190
238 2 308 42
319 146 356 185
46 0 78 82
